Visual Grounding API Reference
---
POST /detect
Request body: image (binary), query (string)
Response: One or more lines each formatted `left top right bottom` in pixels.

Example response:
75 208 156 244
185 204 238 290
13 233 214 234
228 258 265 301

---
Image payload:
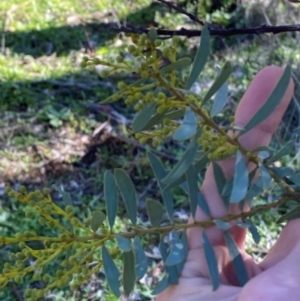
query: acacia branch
110 24 300 38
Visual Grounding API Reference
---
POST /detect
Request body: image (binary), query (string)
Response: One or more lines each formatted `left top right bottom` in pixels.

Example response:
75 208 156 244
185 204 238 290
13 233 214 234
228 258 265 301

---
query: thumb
238 235 300 301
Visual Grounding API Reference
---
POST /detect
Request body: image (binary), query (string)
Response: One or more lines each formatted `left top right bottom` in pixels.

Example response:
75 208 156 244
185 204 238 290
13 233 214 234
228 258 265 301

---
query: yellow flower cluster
198 126 238 160
1 187 109 301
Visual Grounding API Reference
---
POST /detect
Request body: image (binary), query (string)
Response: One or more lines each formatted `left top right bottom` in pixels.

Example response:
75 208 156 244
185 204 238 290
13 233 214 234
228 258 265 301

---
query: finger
260 219 300 270
188 65 294 249
239 228 300 301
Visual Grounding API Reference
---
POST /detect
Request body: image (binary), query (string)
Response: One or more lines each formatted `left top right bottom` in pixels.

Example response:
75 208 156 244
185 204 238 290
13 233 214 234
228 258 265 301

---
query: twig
109 24 300 38
1 5 23 54
11 285 24 301
1 12 7 54
157 0 204 26
82 23 94 54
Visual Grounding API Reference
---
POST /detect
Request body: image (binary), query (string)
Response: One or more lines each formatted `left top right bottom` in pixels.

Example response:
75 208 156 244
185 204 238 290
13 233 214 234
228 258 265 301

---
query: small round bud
15 232 23 239
140 33 148 42
93 58 101 64
43 274 51 282
14 275 22 283
162 47 170 58
43 188 50 195
116 56 124 63
128 45 137 53
134 103 142 111
19 241 26 248
152 140 159 147
65 205 73 214
5 186 12 194
100 70 109 78
80 61 87 68
117 81 126 89
157 105 168 114
172 36 180 45
19 186 27 193
155 40 162 47
157 92 165 99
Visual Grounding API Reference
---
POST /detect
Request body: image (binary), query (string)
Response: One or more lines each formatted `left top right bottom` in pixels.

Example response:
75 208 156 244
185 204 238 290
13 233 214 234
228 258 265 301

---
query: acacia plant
2 25 300 300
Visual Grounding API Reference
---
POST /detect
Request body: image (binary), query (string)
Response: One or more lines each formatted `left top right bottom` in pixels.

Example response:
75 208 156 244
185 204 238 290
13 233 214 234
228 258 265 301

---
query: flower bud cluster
198 126 238 160
2 186 110 300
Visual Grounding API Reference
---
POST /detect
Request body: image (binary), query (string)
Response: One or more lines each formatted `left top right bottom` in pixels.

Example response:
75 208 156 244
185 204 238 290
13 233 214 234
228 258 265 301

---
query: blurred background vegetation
1 0 300 300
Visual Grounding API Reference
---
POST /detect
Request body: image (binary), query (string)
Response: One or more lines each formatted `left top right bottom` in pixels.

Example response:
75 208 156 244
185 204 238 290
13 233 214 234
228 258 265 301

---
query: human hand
156 65 299 301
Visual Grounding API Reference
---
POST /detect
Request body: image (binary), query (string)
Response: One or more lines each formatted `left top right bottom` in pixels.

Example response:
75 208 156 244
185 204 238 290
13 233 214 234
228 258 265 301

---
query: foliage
2 24 300 300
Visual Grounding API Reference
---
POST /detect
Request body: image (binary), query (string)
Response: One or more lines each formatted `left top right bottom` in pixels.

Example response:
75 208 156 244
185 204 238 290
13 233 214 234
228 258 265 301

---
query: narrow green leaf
104 170 118 229
165 109 186 120
212 162 228 208
61 190 72 206
173 108 197 141
142 112 165 130
152 276 170 295
236 220 252 228
249 222 261 244
175 232 188 275
165 232 186 266
294 127 300 136
159 238 179 284
193 152 209 173
132 102 157 133
162 136 199 185
252 145 274 156
258 150 271 160
271 166 300 187
185 166 199 217
163 174 186 193
179 181 188 194
148 27 158 43
134 237 148 280
114 169 138 225
91 211 106 232
236 220 261 244
277 204 300 224
197 190 211 216
248 167 258 183
214 219 231 230
148 152 174 219
223 231 248 286
202 231 220 291
258 163 272 188
161 57 192 74
211 81 228 117
245 175 264 202
60 190 74 232
116 235 132 252
143 109 186 132
146 199 164 227
123 250 136 296
185 26 210 90
230 151 249 203
203 61 232 105
102 246 121 297
240 65 292 135
222 178 233 198
267 141 294 163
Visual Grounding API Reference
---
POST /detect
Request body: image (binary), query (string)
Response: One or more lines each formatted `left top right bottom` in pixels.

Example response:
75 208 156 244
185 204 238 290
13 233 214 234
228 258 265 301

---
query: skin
156 65 299 301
